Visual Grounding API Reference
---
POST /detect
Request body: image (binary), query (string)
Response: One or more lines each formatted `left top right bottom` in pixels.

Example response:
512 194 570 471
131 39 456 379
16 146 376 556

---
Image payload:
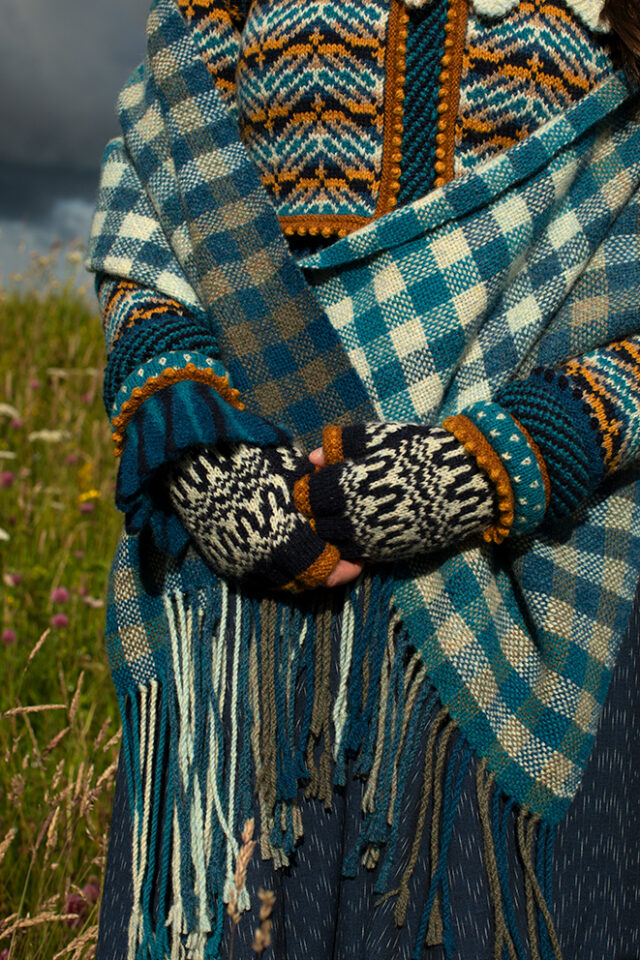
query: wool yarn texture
166 443 339 590
295 422 497 561
87 0 640 957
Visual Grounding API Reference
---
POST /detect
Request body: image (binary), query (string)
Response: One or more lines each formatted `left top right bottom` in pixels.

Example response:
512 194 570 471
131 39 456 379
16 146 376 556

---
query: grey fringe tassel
118 570 563 960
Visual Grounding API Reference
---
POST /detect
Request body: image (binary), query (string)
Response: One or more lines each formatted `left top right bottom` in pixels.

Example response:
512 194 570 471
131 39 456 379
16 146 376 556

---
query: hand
296 422 498 563
167 443 347 591
324 558 364 587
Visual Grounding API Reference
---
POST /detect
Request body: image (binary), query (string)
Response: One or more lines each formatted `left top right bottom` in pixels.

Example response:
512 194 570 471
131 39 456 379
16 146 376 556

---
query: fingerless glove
294 422 498 562
167 443 340 591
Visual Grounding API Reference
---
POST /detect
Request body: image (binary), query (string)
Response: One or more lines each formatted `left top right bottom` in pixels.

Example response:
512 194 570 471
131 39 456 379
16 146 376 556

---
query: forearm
446 335 640 538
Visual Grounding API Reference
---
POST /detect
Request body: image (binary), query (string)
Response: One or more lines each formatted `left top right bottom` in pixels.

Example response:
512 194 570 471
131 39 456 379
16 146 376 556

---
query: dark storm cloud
0 161 99 222
0 0 148 175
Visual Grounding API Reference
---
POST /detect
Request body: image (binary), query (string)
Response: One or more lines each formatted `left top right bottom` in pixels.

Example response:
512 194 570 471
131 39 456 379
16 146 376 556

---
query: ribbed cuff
115 377 291 555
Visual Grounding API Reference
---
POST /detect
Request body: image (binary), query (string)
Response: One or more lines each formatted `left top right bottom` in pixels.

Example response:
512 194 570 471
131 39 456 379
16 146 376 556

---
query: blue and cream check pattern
89 0 640 824
300 72 640 819
90 0 373 447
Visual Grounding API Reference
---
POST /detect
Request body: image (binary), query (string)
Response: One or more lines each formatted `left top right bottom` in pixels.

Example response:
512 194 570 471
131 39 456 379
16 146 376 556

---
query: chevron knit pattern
167 443 340 589
295 422 497 562
558 339 640 474
454 0 613 173
235 0 391 223
177 0 246 112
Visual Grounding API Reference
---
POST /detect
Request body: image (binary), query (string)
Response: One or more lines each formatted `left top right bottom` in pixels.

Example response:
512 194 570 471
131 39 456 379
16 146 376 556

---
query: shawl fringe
118 574 561 959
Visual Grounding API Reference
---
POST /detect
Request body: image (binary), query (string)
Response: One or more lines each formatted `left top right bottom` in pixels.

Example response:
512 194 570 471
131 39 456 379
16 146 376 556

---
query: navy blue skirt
96 580 640 960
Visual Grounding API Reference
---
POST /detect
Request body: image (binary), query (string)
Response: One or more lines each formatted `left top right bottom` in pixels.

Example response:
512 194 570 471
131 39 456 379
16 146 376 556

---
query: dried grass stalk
0 827 17 866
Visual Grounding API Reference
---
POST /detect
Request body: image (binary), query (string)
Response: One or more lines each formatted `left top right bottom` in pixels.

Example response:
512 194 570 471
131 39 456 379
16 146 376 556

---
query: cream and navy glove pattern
166 443 340 591
294 422 498 563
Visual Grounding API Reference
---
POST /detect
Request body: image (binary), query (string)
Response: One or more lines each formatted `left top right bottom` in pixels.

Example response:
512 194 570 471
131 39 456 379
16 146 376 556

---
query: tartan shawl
88 0 640 955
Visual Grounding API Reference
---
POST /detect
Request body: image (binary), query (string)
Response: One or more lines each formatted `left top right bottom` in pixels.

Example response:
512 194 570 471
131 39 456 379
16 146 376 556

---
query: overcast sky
0 0 148 284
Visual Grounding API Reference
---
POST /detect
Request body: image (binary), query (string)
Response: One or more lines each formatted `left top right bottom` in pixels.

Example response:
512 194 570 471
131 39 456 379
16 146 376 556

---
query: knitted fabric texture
444 402 550 536
177 0 614 229
294 421 497 562
235 0 392 230
496 381 593 523
455 0 613 174
166 443 339 590
397 0 450 205
87 1 640 956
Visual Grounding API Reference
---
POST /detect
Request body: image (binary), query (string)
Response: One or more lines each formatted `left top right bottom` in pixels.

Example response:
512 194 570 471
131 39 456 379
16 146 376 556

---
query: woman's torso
182 0 617 245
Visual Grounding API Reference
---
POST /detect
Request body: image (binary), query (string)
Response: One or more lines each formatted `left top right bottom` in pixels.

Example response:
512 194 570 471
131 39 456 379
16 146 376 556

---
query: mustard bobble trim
111 364 244 457
442 414 515 544
433 0 468 187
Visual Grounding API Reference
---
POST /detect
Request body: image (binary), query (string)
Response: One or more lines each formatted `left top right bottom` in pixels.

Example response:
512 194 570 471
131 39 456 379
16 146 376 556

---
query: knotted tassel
374 674 434 895
333 584 357 785
476 759 519 960
305 598 334 808
491 792 527 960
537 821 558 960
389 706 450 926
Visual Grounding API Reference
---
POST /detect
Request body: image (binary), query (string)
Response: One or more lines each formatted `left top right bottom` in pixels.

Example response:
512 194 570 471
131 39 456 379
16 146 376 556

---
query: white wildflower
28 430 71 443
0 403 20 419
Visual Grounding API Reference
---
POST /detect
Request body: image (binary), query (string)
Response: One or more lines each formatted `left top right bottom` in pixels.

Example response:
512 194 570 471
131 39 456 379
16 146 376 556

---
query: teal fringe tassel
118 571 563 960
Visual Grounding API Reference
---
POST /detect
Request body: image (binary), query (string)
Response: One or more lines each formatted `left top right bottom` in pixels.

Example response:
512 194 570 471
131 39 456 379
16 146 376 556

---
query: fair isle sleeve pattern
452 0 614 177
175 0 251 120
97 274 291 553
99 275 236 434
445 336 640 537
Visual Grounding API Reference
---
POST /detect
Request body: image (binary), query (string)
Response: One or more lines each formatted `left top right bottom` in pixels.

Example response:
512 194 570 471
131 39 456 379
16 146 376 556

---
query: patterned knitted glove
293 422 498 563
166 443 340 591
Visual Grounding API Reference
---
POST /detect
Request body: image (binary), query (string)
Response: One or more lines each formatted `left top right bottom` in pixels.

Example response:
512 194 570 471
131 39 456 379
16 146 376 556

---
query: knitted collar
88 1 640 956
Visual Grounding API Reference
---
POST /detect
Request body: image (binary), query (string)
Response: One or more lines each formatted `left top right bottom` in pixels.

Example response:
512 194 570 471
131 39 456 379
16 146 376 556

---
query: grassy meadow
0 252 123 959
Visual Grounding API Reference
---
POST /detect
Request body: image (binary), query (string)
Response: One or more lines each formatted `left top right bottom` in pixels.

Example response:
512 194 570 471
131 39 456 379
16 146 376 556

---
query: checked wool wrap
88 0 640 955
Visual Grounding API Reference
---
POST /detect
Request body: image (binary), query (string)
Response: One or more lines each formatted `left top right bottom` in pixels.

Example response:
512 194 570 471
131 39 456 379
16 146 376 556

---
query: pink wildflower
2 629 17 646
50 613 69 629
79 501 95 514
0 948 10 960
8 573 22 586
75 550 85 559
51 586 70 604
81 392 92 404
10 418 23 429
66 453 79 466
30 378 41 390
65 892 87 928
82 880 100 904
0 471 14 488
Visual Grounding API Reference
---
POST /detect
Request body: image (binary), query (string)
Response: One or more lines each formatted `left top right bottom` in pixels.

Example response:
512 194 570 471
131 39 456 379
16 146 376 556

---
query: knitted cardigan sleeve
443 336 640 542
98 272 291 554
